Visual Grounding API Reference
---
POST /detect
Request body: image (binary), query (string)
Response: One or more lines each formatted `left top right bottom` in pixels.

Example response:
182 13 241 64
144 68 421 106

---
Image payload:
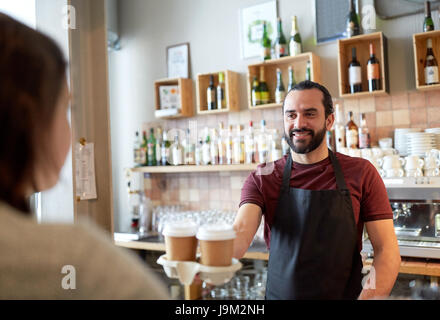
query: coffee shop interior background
108 0 440 232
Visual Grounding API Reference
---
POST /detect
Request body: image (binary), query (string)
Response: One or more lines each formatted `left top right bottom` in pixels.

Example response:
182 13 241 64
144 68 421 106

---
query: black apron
265 150 363 300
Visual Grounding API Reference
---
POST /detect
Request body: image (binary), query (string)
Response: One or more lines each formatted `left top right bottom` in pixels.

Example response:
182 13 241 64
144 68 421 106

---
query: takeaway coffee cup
196 224 236 267
162 220 198 261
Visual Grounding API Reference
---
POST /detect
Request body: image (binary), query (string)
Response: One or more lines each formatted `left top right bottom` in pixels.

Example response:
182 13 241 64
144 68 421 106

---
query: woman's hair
0 13 67 213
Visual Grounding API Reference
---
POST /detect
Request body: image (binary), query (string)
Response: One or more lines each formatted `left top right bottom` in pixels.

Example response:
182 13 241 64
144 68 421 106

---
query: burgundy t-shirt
239 152 393 252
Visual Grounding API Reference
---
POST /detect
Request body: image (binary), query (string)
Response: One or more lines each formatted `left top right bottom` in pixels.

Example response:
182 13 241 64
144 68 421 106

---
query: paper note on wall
75 142 97 200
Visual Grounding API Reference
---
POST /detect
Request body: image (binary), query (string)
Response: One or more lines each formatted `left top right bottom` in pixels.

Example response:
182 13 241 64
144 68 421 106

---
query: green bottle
251 76 261 106
274 17 287 58
261 21 271 61
305 61 311 81
287 66 296 92
147 127 157 166
275 68 285 104
424 1 435 32
216 72 226 109
259 66 270 104
289 16 302 56
346 0 360 38
141 131 148 166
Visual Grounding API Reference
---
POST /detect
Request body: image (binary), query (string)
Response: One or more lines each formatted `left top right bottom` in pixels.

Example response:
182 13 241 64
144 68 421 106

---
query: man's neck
290 142 329 164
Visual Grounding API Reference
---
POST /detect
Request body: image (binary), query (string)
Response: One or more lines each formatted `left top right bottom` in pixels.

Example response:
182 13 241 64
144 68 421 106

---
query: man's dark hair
283 80 334 118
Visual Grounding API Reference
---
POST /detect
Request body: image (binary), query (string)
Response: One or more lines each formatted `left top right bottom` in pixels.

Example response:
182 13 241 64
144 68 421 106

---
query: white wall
108 0 437 232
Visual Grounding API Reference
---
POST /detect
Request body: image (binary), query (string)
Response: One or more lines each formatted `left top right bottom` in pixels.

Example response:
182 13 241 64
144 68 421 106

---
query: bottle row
133 120 291 167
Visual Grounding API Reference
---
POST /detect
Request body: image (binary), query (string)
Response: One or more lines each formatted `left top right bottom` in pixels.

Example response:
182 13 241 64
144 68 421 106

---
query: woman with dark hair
0 13 169 299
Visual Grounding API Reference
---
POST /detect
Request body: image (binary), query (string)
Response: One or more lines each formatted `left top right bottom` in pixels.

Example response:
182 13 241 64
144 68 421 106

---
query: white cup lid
196 224 236 241
162 220 198 237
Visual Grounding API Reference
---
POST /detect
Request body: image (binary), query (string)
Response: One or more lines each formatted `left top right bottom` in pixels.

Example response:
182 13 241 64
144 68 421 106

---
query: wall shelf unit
154 78 194 119
413 30 440 91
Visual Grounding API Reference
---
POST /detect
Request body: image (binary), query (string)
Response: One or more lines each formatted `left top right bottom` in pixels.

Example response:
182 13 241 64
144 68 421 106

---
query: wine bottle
287 66 296 92
346 0 360 38
141 130 148 166
251 76 261 106
155 127 162 165
275 68 286 104
207 74 216 110
348 47 362 93
367 43 380 92
160 130 171 166
133 131 141 165
216 72 226 109
289 16 302 56
259 66 270 104
261 21 271 61
345 111 359 149
274 17 288 59
424 1 435 32
147 127 157 166
425 38 439 85
358 113 371 149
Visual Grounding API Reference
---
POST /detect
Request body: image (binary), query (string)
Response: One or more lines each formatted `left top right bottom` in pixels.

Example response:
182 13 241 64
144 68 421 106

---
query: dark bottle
367 43 380 92
425 38 439 85
274 17 288 58
287 66 296 92
147 127 157 166
251 76 261 106
259 66 270 104
207 74 216 110
346 0 360 38
424 1 435 32
261 21 271 61
348 47 362 93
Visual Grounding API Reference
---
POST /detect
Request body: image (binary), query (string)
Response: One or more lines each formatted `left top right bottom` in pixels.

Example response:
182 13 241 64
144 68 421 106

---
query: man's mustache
289 128 314 137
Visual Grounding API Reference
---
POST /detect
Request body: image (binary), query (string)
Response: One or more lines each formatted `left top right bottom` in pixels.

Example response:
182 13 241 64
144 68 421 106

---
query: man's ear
326 113 335 131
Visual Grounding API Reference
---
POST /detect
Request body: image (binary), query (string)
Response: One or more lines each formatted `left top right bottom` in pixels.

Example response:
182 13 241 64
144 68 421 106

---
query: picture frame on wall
239 0 277 59
167 42 190 78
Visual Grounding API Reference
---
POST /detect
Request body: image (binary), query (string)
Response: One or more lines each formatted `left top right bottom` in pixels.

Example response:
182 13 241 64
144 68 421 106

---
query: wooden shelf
413 30 440 91
196 70 240 115
247 52 321 110
154 78 194 119
131 163 258 173
337 32 389 98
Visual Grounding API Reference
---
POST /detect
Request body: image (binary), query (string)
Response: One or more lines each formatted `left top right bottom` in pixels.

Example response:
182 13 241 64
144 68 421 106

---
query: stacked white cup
382 155 405 178
403 155 424 178
424 149 440 177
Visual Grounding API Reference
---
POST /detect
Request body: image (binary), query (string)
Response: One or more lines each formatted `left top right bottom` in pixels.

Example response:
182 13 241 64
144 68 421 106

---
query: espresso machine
363 177 440 259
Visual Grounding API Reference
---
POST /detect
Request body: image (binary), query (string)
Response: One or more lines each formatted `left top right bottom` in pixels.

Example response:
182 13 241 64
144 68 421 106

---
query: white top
162 220 198 237
0 201 169 299
196 224 236 241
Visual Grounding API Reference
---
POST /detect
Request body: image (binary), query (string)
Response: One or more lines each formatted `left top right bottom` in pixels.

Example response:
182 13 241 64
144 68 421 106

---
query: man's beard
284 123 327 154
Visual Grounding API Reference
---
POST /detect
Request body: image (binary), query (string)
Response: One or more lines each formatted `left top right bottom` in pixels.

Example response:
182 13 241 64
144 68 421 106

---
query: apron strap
281 150 349 194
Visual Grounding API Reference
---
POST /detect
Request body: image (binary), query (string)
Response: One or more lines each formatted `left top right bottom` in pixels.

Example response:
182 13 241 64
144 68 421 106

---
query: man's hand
232 203 262 259
358 219 401 300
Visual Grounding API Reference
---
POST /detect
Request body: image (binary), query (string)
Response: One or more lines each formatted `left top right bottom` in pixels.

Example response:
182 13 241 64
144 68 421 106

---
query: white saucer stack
394 128 421 156
406 132 437 157
425 128 440 149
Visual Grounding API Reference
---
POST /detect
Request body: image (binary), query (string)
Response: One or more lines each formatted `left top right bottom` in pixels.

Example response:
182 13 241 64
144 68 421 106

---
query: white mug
385 168 404 178
372 147 384 158
381 148 398 156
382 155 404 170
405 168 423 178
425 168 440 177
403 155 424 170
424 156 440 169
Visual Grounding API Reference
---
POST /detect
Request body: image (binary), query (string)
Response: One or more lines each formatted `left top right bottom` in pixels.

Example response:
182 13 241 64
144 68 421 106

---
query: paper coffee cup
196 224 236 267
162 221 198 261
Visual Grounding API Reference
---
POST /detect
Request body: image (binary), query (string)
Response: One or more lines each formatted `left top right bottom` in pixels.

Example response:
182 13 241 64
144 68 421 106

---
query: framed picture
167 42 190 79
239 0 278 59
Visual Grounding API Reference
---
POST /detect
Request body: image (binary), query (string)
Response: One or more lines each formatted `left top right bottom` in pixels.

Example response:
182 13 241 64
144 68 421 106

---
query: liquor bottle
289 16 302 56
274 17 288 59
251 76 261 106
155 127 163 165
160 130 171 166
345 111 359 149
259 67 270 104
195 137 203 166
170 134 183 165
348 47 362 93
218 122 226 164
305 61 311 81
275 68 286 104
346 0 360 38
141 130 148 166
281 135 290 155
367 43 380 92
424 1 435 32
217 72 226 109
334 104 346 152
207 74 216 110
147 128 157 166
133 131 141 165
210 128 219 165
287 66 296 92
270 129 282 162
358 113 371 149
233 124 245 164
245 121 255 164
202 128 211 165
257 119 269 163
424 38 439 85
225 125 234 165
261 21 271 61
184 128 195 165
